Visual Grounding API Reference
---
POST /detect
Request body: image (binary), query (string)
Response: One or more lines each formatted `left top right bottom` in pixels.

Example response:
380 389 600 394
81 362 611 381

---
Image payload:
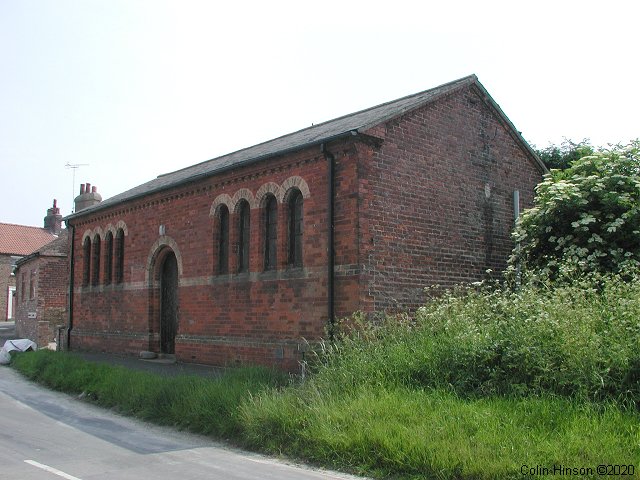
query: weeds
309 272 640 407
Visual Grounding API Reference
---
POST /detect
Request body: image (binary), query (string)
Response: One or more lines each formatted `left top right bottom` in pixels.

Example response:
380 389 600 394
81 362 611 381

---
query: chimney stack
74 182 103 212
44 199 63 235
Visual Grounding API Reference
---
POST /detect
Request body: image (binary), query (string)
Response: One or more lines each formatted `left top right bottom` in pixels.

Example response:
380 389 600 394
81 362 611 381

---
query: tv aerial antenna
65 162 89 213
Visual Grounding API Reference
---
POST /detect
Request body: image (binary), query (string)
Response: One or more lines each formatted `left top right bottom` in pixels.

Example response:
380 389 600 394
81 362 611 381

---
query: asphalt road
0 367 362 480
0 321 16 344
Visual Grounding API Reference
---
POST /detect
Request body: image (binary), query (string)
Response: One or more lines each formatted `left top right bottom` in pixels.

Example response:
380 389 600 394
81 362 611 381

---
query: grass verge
240 384 639 479
11 349 287 438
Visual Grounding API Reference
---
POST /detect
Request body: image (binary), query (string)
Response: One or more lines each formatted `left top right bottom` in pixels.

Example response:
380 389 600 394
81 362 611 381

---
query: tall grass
240 386 639 479
12 350 287 438
309 273 640 407
240 273 640 478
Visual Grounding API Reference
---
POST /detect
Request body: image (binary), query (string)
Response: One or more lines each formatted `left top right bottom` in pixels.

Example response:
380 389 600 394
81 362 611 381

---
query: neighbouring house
64 75 546 370
0 200 63 322
14 230 69 347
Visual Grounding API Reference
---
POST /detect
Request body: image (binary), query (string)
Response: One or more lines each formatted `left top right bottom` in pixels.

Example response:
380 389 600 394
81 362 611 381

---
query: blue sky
1 0 638 226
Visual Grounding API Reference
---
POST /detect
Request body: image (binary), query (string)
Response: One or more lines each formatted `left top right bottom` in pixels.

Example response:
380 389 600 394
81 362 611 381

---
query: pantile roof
15 230 68 267
0 223 59 256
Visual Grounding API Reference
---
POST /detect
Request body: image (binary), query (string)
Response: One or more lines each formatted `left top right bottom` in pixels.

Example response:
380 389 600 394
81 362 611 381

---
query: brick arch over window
94 226 105 240
281 176 310 200
104 224 116 237
145 236 184 286
256 182 284 207
232 188 257 211
115 220 129 236
210 194 233 217
103 220 129 238
81 228 95 244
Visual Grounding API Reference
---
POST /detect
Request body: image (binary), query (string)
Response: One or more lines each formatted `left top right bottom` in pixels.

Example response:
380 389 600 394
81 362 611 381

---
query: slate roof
66 74 543 221
0 223 59 256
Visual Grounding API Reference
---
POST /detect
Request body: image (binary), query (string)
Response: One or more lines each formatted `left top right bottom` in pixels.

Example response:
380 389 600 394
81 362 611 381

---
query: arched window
218 205 229 274
264 195 277 270
115 228 125 284
82 237 91 286
238 200 250 273
288 190 303 267
104 231 113 285
92 235 101 286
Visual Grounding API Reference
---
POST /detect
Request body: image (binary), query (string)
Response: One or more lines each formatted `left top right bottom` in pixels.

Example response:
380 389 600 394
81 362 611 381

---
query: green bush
534 138 593 170
510 140 640 280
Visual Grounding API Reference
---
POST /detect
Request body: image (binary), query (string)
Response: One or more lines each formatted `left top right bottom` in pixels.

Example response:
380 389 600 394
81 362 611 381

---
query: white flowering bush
510 140 640 279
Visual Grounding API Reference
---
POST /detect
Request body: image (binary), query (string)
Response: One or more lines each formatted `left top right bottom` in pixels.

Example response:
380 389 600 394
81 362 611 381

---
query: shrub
510 140 640 280
534 138 594 170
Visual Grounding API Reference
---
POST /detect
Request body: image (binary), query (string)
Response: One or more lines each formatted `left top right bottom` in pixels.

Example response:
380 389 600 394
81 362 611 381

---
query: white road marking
24 460 83 480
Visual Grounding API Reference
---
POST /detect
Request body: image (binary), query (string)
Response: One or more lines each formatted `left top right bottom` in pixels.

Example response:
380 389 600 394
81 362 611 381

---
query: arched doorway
160 252 178 354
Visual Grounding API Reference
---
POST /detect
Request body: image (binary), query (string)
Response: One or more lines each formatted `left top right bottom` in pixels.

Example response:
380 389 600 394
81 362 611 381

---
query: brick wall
15 260 37 342
15 255 68 346
357 85 543 313
69 141 362 370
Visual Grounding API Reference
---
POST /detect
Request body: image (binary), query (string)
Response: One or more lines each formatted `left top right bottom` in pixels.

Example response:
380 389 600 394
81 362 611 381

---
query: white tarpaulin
0 339 37 365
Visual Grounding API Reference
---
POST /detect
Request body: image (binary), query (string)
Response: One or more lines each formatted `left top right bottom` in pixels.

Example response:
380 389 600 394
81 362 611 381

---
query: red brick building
64 76 545 369
14 230 69 346
0 201 63 321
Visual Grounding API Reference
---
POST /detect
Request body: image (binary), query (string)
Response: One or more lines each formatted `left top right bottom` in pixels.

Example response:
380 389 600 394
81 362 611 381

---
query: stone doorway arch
146 236 183 355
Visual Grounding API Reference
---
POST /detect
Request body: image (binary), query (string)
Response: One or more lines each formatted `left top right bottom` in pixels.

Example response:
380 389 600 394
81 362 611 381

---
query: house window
104 231 113 285
115 228 125 284
92 235 101 286
238 200 250 272
82 238 91 286
264 195 277 270
218 205 229 274
21 272 26 302
288 189 303 267
29 269 35 300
